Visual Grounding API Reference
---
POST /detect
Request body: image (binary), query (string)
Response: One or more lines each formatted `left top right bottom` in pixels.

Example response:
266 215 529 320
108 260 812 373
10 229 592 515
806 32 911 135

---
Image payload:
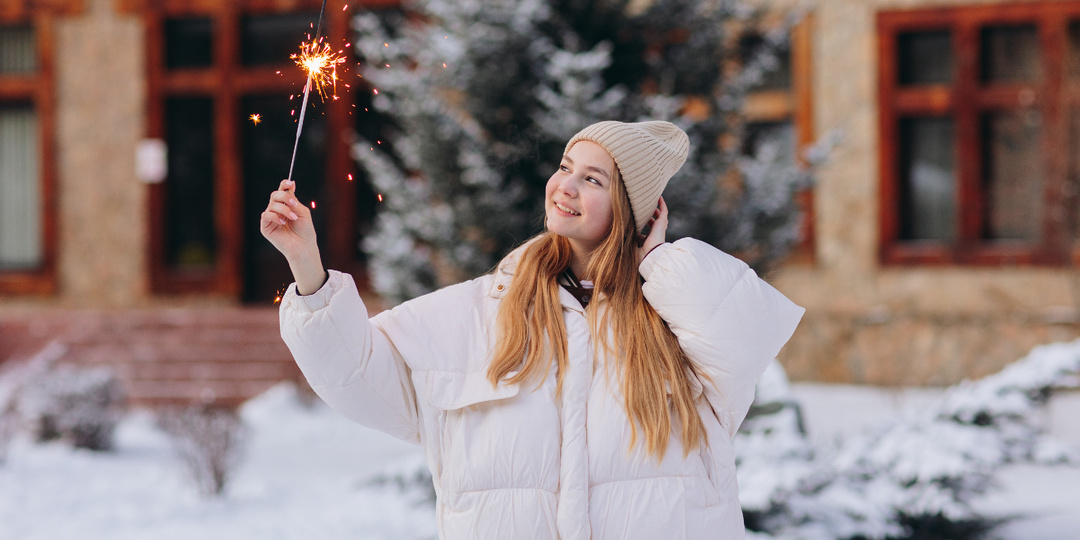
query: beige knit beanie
564 120 690 232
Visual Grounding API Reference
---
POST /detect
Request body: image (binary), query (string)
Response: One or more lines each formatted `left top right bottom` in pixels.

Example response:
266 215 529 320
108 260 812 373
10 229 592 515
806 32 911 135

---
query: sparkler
249 114 261 125
286 0 341 184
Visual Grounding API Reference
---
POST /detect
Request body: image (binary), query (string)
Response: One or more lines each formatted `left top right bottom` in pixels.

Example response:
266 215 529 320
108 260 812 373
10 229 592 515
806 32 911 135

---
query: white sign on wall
136 139 168 184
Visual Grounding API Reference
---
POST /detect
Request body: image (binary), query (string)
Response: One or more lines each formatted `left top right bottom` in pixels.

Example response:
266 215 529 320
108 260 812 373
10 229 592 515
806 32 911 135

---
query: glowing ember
249 113 262 125
291 38 347 101
347 173 353 181
310 201 316 209
377 193 383 202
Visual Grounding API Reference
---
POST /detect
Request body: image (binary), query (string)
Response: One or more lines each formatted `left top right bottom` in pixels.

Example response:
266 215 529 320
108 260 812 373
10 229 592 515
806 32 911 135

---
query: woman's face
545 141 616 254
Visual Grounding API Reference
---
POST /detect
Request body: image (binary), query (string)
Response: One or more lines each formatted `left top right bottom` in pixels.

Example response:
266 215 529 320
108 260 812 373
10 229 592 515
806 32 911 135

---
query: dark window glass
165 97 216 270
1068 108 1080 238
899 117 955 241
165 18 214 69
740 34 792 91
744 121 796 166
898 30 952 85
982 109 1043 240
981 25 1041 83
240 12 319 66
0 25 37 74
1068 21 1080 80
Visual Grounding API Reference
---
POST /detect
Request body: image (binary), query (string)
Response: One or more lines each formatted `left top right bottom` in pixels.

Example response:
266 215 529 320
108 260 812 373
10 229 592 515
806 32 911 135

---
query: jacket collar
489 239 585 315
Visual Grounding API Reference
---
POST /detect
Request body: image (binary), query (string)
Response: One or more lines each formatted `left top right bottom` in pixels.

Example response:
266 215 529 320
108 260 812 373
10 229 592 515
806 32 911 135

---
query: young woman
262 120 804 540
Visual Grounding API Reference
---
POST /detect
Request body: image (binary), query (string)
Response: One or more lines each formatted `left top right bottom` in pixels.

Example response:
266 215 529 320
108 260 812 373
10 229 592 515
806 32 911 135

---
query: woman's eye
586 176 601 185
560 165 570 173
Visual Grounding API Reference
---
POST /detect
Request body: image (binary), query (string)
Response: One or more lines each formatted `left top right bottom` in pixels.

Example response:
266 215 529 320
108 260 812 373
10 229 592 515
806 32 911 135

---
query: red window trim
878 2 1080 267
138 0 377 296
0 15 60 295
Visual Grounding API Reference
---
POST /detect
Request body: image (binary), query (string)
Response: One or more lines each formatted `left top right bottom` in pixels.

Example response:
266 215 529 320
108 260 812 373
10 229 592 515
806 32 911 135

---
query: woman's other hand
636 196 668 265
260 179 326 295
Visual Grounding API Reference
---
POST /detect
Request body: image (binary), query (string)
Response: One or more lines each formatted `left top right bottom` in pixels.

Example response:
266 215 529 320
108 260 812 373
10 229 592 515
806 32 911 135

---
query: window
741 16 816 262
878 3 1080 265
136 1 391 301
0 20 57 294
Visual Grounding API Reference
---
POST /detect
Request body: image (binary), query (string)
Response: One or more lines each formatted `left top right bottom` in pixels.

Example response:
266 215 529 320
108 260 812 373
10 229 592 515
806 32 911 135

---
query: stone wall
769 0 1080 384
8 0 1080 388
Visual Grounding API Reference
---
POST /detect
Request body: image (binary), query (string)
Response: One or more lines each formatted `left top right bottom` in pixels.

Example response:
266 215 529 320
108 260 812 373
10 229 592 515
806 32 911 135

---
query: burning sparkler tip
292 38 347 102
249 113 262 125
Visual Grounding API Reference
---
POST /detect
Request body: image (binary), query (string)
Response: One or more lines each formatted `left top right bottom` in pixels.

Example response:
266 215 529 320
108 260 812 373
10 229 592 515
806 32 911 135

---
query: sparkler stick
286 0 331 184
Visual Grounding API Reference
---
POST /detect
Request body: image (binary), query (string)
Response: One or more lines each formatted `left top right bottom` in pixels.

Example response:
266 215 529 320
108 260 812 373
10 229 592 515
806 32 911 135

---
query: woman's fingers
267 201 300 221
261 210 286 228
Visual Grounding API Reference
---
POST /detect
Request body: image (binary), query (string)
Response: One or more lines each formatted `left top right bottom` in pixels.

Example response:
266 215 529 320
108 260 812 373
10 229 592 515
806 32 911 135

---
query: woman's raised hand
260 180 326 295
635 196 668 265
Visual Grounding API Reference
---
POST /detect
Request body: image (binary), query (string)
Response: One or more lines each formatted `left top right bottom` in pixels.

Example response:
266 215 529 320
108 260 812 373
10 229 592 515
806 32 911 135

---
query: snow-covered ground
2 382 1078 540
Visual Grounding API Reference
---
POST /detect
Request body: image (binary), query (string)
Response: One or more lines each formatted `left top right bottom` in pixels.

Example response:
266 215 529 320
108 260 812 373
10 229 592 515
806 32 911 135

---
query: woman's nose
559 176 578 196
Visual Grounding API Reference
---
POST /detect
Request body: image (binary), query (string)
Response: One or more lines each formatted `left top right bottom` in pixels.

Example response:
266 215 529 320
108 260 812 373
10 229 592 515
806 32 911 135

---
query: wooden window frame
743 15 816 264
878 2 1080 266
130 0 380 296
0 6 74 295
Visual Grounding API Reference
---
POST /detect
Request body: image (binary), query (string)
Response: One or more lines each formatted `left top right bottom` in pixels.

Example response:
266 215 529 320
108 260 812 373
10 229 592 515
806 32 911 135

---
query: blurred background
3 0 1080 538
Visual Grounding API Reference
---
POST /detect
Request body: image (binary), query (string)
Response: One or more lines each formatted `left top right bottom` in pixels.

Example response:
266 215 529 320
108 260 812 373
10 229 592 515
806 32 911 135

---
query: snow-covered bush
361 453 437 506
12 352 126 452
736 341 1080 540
157 405 248 497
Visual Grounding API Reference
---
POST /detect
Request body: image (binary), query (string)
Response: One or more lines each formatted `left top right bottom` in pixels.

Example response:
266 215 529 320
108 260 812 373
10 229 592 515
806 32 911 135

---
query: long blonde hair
486 167 706 461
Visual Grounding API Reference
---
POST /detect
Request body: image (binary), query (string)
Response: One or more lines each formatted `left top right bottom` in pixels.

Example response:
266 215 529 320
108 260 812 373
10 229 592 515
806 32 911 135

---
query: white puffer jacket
279 238 804 540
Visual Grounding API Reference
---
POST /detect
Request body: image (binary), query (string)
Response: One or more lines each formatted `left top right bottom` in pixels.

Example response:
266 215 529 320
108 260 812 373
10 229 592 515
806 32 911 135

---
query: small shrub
157 405 248 497
16 363 126 451
0 401 16 464
361 454 436 506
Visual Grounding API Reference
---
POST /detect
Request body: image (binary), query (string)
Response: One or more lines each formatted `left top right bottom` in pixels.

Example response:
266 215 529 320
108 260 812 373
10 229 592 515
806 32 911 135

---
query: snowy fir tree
737 342 1080 540
350 0 817 303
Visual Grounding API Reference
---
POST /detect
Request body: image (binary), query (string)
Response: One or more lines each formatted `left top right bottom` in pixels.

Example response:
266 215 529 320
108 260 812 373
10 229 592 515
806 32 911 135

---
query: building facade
2 0 1079 399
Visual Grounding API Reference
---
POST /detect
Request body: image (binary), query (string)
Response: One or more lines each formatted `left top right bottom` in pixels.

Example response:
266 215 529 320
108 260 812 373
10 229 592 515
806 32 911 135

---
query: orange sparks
310 200 316 209
249 113 261 125
347 173 353 181
292 39 347 101
377 194 383 202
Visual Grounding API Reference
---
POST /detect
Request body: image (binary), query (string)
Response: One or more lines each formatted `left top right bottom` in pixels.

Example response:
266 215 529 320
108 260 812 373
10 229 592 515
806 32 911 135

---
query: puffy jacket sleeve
279 270 420 444
639 238 805 439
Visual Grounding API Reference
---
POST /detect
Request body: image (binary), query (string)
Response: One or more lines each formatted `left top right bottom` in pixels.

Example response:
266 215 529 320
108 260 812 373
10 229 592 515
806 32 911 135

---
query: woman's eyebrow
562 155 612 180
583 166 611 180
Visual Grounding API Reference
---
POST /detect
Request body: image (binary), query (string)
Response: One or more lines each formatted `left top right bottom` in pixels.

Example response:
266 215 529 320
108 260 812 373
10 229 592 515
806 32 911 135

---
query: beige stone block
55 0 146 307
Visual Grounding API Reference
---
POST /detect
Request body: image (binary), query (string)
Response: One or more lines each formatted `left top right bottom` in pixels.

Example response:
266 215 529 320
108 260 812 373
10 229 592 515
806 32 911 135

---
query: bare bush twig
157 405 248 497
